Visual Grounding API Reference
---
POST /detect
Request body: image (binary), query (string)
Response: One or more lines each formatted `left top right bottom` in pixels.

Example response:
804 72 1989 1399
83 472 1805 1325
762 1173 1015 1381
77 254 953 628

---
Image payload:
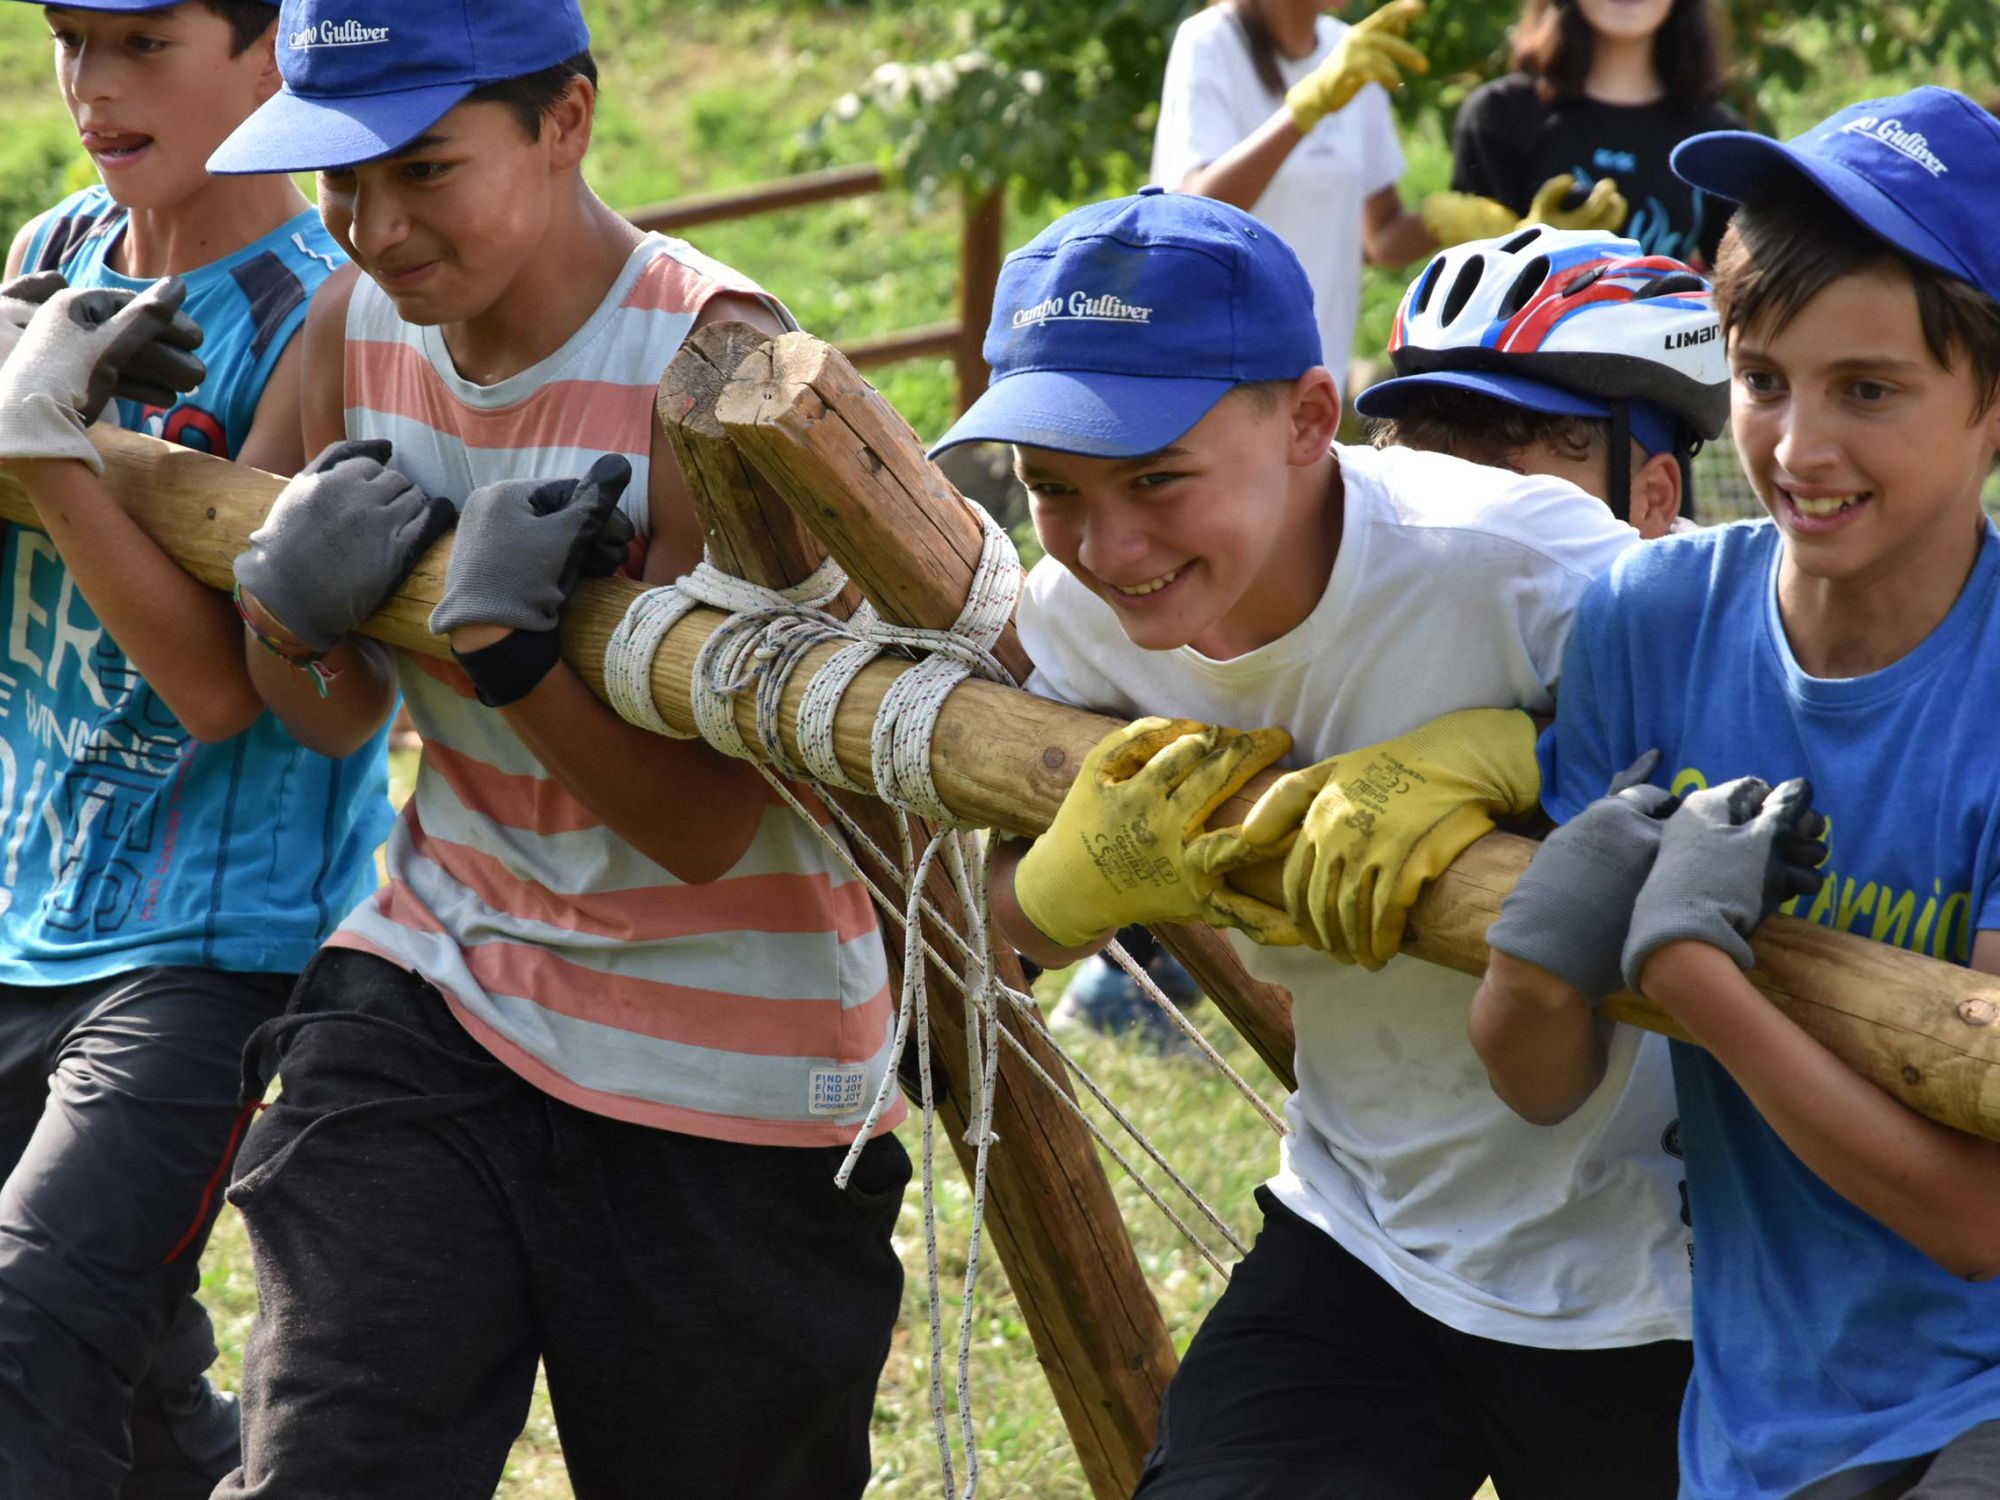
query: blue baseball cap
1354 369 1678 456
1672 86 2000 303
929 187 1323 459
208 0 589 175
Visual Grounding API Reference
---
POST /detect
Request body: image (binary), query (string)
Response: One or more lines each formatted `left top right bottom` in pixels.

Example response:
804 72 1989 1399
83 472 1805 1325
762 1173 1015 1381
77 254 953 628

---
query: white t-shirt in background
1019 442 1691 1351
1151 6 1406 380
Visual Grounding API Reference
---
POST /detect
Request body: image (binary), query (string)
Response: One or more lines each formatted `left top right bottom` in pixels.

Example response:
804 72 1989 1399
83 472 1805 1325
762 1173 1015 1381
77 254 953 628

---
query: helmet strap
1607 400 1633 523
1676 432 1701 524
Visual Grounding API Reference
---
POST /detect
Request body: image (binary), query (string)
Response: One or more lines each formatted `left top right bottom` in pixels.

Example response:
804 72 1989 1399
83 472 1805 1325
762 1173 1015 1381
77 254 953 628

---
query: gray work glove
1622 776 1828 990
234 439 458 653
1485 750 1680 1002
0 272 67 364
0 276 207 470
428 454 635 637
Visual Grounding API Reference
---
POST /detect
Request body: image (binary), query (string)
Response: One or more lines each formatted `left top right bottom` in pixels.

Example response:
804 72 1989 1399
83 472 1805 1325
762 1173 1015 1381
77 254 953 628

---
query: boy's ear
249 21 283 106
1287 366 1342 465
545 76 596 171
1629 448 1683 539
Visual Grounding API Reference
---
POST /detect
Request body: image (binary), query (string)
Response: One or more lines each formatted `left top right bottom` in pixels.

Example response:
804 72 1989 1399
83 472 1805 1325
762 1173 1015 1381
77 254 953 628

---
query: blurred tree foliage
811 0 2000 205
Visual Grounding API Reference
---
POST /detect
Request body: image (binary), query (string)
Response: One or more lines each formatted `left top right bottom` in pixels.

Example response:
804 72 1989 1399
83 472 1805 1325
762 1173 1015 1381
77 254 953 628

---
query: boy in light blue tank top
0 2 387 1493
1473 89 2000 1500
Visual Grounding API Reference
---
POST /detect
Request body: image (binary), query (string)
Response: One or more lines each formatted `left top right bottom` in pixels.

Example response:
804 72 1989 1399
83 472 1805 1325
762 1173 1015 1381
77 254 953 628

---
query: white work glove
0 277 206 471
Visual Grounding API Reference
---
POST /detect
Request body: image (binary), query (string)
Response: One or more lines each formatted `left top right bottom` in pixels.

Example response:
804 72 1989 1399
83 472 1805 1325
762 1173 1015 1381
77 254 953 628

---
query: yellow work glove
1285 0 1429 134
1420 175 1630 248
1186 708 1540 969
1418 191 1521 248
1525 173 1628 232
1015 717 1294 949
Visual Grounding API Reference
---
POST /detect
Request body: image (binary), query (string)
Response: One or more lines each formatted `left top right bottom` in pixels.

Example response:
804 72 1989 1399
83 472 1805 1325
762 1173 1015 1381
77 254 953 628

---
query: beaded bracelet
232 584 339 699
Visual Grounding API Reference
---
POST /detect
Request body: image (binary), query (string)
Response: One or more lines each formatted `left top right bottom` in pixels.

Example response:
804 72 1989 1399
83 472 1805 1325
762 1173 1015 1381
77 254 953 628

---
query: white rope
599 504 1275 1498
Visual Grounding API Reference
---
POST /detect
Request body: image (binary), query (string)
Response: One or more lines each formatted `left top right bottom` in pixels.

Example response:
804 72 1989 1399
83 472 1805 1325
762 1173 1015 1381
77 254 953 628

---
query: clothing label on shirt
809 1065 870 1117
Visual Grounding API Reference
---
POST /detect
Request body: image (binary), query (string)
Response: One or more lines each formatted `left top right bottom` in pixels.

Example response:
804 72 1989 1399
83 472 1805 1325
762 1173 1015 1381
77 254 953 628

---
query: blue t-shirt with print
1540 519 2000 1500
0 187 390 983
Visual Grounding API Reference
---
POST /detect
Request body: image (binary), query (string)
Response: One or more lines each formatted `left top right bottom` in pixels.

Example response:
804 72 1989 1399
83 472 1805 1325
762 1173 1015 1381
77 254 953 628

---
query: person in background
1154 0 1624 387
1357 226 1727 532
1452 0 1743 269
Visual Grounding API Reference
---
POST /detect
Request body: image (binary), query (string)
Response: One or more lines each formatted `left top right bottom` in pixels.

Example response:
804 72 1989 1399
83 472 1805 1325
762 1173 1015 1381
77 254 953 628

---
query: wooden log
713 329 1033 683
10 427 2000 1149
715 331 1302 1091
662 325 1174 1500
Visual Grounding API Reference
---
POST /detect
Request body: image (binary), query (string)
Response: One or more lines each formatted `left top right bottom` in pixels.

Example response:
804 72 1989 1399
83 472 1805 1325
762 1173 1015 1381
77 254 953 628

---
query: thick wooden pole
716 331 1302 1091
663 326 1173 1500
10 427 2000 1146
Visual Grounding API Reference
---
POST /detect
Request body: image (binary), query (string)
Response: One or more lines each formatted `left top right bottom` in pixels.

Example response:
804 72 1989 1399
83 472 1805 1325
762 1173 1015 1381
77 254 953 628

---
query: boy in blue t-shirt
0 2 389 1493
1471 88 2000 1499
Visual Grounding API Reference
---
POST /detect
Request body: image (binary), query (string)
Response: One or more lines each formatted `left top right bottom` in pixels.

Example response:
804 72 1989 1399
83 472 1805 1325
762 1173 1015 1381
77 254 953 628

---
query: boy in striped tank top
0 2 393 1494
209 2 910 1493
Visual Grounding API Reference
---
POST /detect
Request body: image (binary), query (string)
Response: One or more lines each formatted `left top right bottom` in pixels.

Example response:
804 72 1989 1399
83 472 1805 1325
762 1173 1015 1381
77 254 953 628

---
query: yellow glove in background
1015 717 1294 949
1285 0 1428 134
1187 708 1540 968
1525 173 1628 232
1420 175 1629 249
1417 191 1521 248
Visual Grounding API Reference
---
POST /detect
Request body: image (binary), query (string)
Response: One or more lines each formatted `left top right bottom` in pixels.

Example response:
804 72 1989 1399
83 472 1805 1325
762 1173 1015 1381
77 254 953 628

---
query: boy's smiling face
316 93 589 327
1016 372 1342 658
1730 262 2000 589
48 4 279 211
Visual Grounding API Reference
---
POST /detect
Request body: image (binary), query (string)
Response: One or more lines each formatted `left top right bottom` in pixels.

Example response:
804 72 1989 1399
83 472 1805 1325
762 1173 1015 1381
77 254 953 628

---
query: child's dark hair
1512 0 1727 106
1365 388 1603 469
192 0 276 55
1713 176 2000 415
1213 0 1284 97
464 52 598 140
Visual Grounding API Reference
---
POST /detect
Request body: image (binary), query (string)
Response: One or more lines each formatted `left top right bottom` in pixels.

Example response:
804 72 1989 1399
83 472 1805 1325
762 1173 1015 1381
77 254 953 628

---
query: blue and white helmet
1387 226 1729 440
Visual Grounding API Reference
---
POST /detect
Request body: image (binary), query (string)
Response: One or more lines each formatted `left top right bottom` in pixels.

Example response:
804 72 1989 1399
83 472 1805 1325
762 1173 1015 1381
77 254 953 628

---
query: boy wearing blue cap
952 187 1696 1497
1473 86 2000 1498
0 3 381 1494
204 3 908 1495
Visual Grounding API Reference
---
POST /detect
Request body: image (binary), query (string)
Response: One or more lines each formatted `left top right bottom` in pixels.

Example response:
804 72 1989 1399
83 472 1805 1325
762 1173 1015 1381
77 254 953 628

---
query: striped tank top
327 233 902 1146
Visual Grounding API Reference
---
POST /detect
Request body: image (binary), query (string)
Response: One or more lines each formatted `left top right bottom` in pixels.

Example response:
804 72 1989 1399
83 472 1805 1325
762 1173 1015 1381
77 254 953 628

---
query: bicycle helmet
1363 227 1729 521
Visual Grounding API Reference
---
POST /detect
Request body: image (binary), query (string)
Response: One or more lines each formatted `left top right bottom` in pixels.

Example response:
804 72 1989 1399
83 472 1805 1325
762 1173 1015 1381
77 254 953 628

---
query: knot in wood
1901 1064 1923 1087
858 445 884 476
1959 998 1999 1027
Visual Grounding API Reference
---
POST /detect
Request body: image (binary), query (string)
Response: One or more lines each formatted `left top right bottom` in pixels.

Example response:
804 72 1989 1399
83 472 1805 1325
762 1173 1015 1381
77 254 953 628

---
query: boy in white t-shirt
938 189 1686 1498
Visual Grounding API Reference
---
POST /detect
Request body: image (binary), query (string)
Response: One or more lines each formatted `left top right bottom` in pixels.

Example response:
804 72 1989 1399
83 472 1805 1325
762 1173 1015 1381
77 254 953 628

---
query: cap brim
1355 370 1678 454
208 80 475 175
928 369 1236 460
1671 130 1976 286
1354 369 1611 422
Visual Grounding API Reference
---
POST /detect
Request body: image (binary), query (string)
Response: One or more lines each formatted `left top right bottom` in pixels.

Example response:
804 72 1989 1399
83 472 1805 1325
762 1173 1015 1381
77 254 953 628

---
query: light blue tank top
0 188 391 982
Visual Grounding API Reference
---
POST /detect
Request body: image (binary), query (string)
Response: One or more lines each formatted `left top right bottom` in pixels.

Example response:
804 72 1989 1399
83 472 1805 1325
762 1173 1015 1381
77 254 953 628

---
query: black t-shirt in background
1451 74 1747 270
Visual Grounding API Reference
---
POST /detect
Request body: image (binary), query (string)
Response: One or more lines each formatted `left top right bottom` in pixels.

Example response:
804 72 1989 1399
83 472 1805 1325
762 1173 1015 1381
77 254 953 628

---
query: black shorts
1134 1188 1691 1500
218 948 911 1500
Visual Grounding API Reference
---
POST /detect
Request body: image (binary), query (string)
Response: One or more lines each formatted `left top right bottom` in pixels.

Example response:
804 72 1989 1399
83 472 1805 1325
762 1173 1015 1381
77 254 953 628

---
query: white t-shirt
1019 442 1693 1351
1151 6 1406 379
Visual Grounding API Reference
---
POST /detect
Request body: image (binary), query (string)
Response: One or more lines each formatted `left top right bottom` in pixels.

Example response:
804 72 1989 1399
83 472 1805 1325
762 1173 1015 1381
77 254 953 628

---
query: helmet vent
1638 271 1708 299
1411 256 1446 316
1497 226 1543 255
1440 255 1486 325
1498 255 1552 318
